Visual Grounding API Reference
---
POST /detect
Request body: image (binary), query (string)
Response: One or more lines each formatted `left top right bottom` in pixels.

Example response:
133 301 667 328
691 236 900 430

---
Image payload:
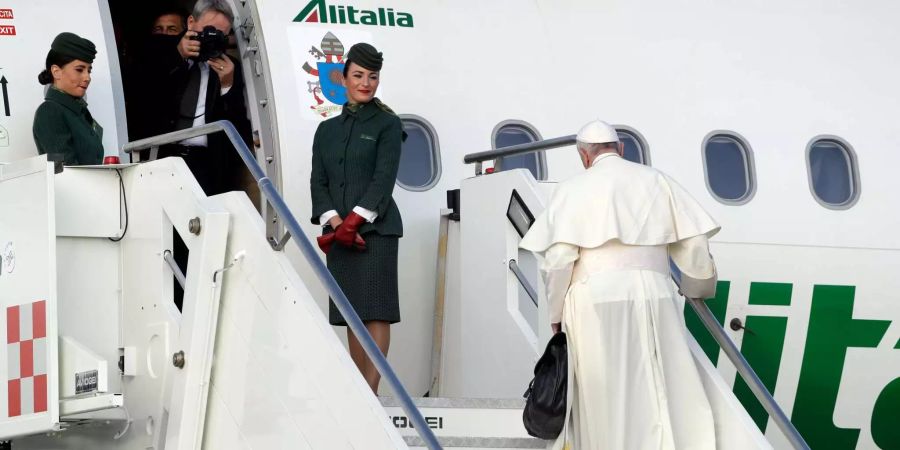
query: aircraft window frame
805 135 860 210
614 125 651 166
701 130 757 205
396 114 442 192
492 120 547 181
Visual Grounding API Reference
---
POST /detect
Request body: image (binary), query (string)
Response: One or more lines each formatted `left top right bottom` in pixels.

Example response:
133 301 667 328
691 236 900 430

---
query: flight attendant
310 43 404 393
33 32 104 165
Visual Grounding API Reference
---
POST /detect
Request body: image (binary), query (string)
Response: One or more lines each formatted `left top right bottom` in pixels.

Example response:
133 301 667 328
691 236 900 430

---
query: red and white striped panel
6 300 48 417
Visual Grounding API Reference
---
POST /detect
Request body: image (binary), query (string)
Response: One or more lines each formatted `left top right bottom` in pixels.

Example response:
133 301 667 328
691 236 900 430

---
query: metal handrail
123 121 443 450
508 259 538 307
163 250 186 289
685 297 810 450
463 134 576 164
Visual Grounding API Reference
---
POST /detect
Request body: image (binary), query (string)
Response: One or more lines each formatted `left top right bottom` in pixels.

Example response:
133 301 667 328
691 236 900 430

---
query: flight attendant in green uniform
33 32 104 165
310 43 404 393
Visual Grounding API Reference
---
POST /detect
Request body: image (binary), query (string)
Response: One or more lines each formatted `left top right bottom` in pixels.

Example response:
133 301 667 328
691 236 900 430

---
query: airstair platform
381 397 543 449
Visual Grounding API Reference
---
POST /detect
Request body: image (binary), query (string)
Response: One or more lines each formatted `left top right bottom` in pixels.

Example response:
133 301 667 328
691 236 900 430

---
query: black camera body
190 25 228 61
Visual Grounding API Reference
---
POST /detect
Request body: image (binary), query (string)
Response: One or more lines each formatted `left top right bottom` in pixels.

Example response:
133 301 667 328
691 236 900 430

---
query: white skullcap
576 120 619 144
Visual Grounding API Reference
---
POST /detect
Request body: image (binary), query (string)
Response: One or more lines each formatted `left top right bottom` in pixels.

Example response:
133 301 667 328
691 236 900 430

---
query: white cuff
320 210 339 226
352 206 378 223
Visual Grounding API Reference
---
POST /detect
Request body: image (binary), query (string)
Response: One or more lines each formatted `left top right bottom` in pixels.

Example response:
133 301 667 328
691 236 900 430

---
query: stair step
381 397 525 409
381 397 533 444
405 435 545 449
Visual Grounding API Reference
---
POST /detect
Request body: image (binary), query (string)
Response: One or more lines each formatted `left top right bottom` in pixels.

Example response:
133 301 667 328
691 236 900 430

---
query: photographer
146 0 251 196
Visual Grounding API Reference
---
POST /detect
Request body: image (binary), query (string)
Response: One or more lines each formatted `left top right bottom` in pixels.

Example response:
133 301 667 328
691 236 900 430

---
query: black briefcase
522 331 568 439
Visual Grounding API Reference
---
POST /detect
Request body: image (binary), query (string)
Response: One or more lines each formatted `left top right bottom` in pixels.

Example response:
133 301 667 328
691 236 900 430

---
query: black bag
522 331 568 439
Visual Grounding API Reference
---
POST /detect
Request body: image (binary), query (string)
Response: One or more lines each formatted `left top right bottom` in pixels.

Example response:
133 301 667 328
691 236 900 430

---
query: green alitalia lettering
347 6 359 24
791 285 891 449
396 12 414 27
294 0 415 27
748 281 792 306
360 10 377 25
294 0 326 23
733 314 788 432
684 280 730 365
872 377 900 449
732 283 791 432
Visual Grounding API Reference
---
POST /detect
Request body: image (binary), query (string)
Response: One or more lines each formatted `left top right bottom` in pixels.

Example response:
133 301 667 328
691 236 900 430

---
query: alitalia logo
294 0 414 28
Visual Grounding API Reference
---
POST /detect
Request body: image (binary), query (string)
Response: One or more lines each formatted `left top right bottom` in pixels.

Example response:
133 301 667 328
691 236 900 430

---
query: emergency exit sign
0 25 14 36
0 9 12 19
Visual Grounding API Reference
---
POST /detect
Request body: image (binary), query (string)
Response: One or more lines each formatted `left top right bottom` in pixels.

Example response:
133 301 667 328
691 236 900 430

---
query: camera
190 25 228 61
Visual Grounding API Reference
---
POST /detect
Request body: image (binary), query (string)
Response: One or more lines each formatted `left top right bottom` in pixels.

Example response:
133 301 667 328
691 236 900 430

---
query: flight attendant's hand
328 216 343 229
551 323 561 334
335 212 366 248
208 56 234 89
317 233 335 254
353 233 367 252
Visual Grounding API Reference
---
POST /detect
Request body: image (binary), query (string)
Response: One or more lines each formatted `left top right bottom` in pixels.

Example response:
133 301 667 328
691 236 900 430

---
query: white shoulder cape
520 155 720 253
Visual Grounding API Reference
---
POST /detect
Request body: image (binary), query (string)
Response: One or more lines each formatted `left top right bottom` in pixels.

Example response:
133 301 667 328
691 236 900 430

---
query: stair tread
404 435 545 448
381 397 525 409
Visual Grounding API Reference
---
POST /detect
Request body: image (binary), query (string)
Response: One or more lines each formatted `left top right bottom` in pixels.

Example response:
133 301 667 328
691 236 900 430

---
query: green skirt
325 231 400 326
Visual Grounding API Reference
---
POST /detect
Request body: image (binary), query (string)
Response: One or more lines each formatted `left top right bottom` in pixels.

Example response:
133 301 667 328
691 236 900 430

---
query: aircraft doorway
107 0 261 207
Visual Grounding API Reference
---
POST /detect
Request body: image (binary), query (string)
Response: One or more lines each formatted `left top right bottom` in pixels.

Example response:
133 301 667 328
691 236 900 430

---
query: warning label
0 25 14 36
0 9 12 19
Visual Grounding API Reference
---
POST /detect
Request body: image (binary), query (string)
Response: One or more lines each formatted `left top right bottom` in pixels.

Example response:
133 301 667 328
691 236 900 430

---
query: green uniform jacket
32 87 103 165
310 100 404 237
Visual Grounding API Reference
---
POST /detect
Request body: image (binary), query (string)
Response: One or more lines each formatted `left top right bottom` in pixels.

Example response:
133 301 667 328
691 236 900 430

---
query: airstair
0 122 808 449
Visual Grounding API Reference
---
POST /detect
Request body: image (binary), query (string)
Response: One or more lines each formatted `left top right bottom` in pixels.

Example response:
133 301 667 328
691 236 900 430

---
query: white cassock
520 153 720 450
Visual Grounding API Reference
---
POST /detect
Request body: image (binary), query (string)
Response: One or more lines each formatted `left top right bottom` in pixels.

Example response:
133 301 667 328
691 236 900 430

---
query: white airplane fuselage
0 0 897 449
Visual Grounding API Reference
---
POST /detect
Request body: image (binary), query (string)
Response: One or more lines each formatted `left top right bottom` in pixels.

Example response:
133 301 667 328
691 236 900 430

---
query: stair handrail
463 135 576 175
508 259 538 307
123 121 443 450
685 297 810 450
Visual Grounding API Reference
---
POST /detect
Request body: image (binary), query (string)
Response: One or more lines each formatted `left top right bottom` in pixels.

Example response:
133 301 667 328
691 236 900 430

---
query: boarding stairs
0 122 809 449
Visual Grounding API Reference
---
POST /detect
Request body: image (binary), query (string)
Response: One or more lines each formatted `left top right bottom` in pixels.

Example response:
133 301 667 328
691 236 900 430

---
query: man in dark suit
136 0 251 196
128 0 253 311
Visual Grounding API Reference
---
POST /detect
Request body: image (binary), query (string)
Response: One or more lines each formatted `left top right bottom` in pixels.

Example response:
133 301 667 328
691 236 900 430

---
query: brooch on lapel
360 134 377 142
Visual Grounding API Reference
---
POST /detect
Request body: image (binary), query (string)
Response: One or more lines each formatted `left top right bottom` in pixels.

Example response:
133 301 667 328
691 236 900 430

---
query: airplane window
702 132 756 204
806 137 859 209
397 115 441 191
616 126 651 166
493 121 547 180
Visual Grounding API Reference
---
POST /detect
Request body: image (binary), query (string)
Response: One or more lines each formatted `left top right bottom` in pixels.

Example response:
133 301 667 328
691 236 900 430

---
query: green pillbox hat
50 32 97 63
346 43 383 72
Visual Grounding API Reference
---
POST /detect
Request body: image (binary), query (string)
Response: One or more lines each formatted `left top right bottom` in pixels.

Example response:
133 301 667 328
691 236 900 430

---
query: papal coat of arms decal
302 32 348 118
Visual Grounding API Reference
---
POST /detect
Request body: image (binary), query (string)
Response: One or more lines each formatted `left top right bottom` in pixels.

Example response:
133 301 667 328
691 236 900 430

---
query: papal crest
302 32 346 118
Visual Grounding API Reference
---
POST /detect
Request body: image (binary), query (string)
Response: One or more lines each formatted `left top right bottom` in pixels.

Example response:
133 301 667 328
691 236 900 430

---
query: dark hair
342 60 353 78
152 5 188 28
37 49 76 85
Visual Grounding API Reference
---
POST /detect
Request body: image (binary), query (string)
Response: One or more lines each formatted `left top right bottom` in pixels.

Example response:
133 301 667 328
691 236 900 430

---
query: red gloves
317 211 368 254
335 211 367 248
317 233 335 254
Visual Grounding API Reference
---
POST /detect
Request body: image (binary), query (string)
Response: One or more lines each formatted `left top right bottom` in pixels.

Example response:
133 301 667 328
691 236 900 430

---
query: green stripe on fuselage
684 281 730 364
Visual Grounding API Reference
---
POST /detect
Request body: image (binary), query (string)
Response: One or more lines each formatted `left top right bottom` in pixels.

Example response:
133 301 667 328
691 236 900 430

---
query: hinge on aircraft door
240 15 254 44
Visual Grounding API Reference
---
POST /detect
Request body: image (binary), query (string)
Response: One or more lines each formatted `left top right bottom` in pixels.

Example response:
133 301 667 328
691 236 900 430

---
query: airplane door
0 0 127 164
